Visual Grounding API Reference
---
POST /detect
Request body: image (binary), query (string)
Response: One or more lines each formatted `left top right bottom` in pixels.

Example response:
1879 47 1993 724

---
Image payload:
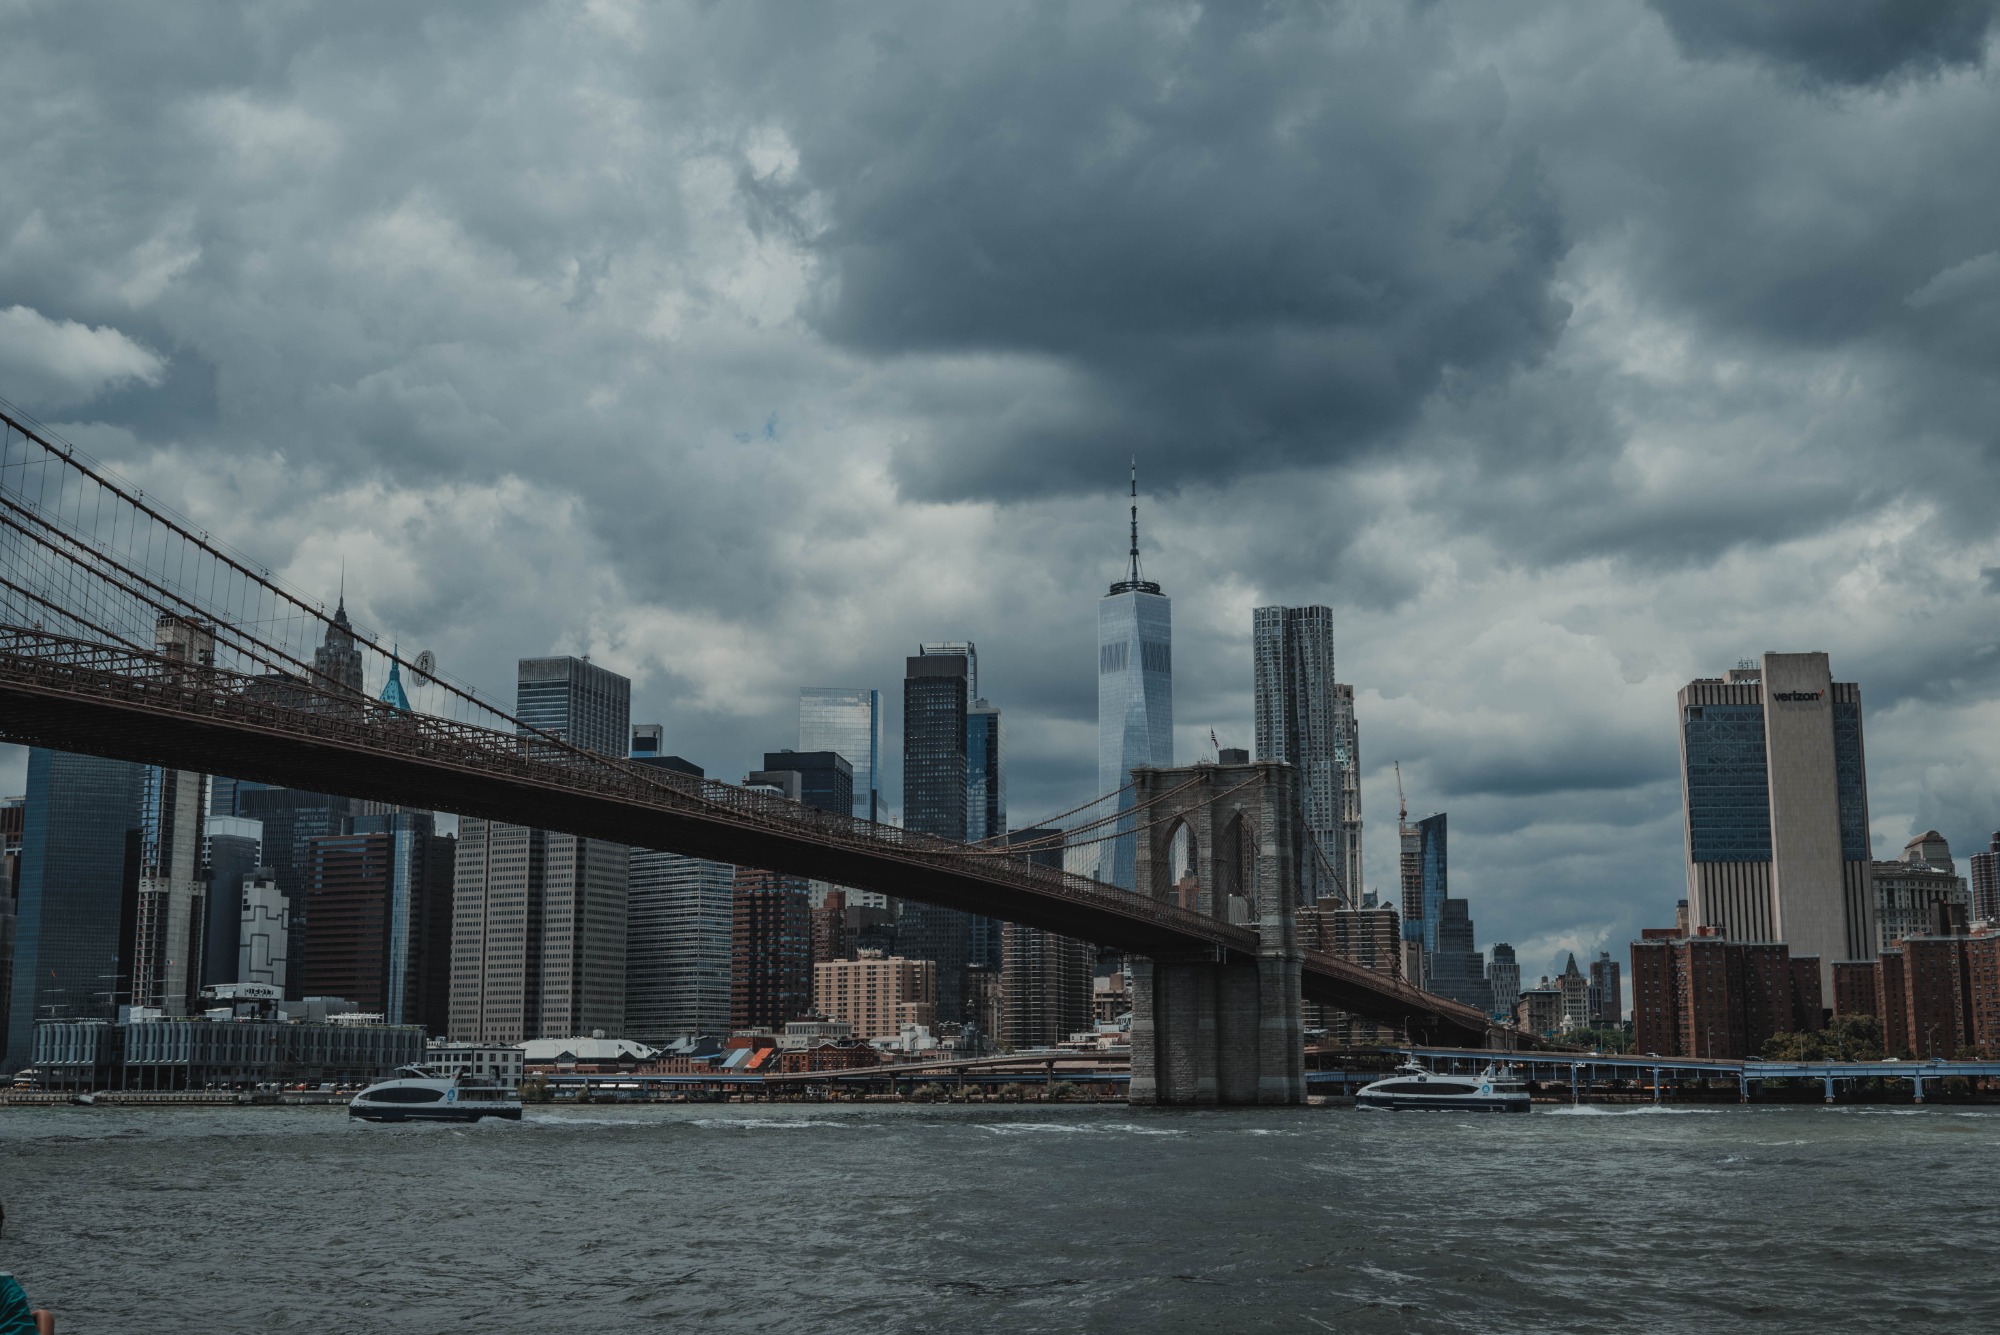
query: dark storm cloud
5 1 2000 966
1650 0 1997 88
761 5 1573 501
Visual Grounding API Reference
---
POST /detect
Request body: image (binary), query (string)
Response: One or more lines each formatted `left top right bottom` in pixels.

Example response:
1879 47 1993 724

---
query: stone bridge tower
1127 758 1305 1105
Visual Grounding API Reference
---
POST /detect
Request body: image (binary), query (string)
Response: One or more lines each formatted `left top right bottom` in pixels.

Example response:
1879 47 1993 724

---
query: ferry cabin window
367 1087 445 1103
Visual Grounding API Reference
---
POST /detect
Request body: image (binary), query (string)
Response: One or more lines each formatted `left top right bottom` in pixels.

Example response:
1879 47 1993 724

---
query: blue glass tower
1097 464 1172 888
5 749 146 1069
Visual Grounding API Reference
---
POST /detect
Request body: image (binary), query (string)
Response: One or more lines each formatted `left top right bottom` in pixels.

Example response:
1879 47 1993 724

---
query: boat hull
349 1105 522 1123
1356 1094 1529 1113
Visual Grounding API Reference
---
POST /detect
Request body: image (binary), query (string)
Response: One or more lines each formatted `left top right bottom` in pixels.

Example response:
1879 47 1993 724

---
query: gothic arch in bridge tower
1162 817 1198 913
1128 758 1305 1106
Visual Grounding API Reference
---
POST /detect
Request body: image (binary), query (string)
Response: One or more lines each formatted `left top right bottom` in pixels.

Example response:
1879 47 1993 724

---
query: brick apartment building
1630 928 1822 1059
1833 931 2000 1059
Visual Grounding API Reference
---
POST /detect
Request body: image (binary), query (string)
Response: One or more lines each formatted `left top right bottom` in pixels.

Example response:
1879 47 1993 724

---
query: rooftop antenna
1128 456 1141 586
1108 457 1162 596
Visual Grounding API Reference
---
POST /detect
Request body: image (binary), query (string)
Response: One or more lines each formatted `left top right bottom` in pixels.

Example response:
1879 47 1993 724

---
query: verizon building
1677 652 1875 992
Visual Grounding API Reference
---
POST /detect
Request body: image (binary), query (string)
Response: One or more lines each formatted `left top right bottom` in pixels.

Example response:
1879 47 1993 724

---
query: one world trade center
1097 463 1173 888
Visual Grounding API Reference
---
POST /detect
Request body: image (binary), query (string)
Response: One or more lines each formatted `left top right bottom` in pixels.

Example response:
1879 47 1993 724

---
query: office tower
1253 606 1361 903
200 815 263 987
1873 831 1970 950
1097 465 1172 888
1399 812 1446 988
748 751 854 816
4 749 146 1069
451 656 631 1042
1485 944 1520 1020
906 648 971 839
1427 898 1491 1014
516 655 631 755
624 737 731 1043
231 786 355 994
537 831 629 1038
966 700 1006 973
238 868 288 990
901 647 973 1022
1000 828 1094 1049
452 818 626 1045
1588 950 1621 1027
967 701 1005 842
799 688 883 822
300 812 454 1030
731 869 813 1030
1677 652 1875 992
127 615 216 1017
626 849 735 1043
130 751 211 1016
312 595 365 694
450 818 543 1043
1972 834 2000 923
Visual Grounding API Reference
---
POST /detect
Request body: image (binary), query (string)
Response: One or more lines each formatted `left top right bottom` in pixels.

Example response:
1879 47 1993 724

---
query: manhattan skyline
4 2 2000 987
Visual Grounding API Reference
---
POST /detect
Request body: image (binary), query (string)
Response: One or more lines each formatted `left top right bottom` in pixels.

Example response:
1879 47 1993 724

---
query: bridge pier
1126 760 1306 1107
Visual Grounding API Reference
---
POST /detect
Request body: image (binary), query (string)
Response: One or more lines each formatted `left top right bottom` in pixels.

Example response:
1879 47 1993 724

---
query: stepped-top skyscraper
1253 605 1361 903
1097 463 1172 888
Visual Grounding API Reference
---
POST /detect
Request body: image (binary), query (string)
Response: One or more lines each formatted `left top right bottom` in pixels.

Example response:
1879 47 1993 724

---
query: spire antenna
1108 458 1162 596
1128 455 1141 586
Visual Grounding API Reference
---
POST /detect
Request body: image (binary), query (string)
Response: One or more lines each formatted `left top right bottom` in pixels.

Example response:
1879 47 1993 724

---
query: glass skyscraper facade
1399 812 1446 989
798 687 883 822
1678 652 1875 992
517 656 632 757
903 648 972 1021
1097 523 1172 890
5 748 146 1069
966 700 1006 973
625 848 736 1042
904 651 970 842
1252 605 1360 903
967 701 1005 843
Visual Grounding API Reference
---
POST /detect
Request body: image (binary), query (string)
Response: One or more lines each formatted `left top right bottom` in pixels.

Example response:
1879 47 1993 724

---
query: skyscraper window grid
1253 605 1359 904
798 687 883 823
1097 466 1172 889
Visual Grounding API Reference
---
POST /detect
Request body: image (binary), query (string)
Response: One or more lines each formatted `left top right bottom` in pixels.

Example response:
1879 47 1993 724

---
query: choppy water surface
5 1100 1999 1332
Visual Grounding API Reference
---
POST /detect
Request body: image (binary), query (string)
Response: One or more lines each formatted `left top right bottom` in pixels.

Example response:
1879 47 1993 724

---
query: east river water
5 1101 1999 1332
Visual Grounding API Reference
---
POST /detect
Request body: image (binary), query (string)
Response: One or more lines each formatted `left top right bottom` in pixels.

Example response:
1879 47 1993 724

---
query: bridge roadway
0 629 1495 1044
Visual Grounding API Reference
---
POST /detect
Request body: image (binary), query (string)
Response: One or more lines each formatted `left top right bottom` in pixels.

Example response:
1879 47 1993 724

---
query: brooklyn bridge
0 404 1504 1105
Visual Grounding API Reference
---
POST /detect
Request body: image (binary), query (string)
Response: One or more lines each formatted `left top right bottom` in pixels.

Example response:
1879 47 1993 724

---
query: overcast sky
4 1 1999 985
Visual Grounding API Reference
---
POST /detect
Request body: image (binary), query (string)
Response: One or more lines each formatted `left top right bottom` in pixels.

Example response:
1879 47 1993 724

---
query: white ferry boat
1355 1060 1531 1113
349 1066 522 1123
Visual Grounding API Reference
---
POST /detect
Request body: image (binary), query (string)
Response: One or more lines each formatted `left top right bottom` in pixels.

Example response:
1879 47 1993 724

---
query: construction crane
1394 760 1407 824
1209 727 1222 762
